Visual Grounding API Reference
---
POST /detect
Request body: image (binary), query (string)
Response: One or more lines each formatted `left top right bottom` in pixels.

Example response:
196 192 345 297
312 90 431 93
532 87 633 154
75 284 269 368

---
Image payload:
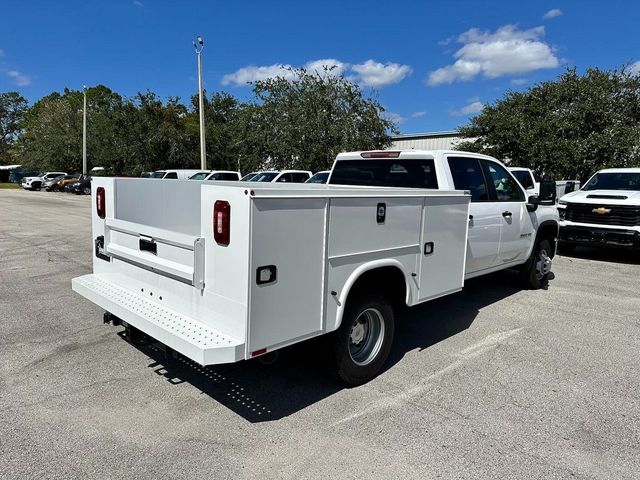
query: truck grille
565 203 640 227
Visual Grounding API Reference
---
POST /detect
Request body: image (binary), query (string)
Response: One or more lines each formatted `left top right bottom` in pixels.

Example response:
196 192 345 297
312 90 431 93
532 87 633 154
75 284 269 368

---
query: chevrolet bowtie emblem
592 207 611 214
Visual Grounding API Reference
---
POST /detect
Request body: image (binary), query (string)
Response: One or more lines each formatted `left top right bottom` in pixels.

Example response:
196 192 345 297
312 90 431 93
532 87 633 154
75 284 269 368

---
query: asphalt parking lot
1 188 639 479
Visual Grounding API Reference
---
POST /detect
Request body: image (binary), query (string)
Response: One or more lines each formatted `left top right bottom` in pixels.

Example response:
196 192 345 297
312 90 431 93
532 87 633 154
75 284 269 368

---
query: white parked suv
188 170 241 181
508 167 540 196
251 170 312 183
558 168 640 252
21 172 67 191
150 169 202 180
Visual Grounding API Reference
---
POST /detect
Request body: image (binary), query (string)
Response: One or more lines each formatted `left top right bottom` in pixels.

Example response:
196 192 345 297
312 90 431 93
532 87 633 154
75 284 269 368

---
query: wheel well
537 222 559 257
346 266 407 309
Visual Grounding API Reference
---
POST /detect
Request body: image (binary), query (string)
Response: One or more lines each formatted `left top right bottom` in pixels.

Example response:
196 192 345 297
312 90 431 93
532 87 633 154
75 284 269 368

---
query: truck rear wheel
330 294 395 386
522 238 553 289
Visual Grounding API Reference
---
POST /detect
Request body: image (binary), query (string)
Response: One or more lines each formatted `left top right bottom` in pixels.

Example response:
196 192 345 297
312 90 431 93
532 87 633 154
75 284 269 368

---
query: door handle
502 211 512 218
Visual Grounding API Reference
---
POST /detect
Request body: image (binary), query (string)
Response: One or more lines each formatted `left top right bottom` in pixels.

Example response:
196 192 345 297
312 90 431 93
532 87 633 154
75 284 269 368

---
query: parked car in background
140 172 152 178
240 172 258 181
57 175 82 192
251 170 312 183
21 172 66 191
150 169 201 180
305 171 331 184
43 174 66 191
556 180 580 202
189 170 241 181
557 168 640 252
71 175 92 195
508 167 540 196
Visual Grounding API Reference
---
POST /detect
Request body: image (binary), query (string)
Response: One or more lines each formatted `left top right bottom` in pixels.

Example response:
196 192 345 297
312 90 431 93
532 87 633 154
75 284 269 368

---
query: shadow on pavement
120 269 525 423
559 246 640 265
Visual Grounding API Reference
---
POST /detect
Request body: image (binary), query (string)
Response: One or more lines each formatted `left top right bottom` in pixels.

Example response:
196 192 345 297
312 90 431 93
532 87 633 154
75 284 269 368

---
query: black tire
33 183 41 191
557 242 576 255
329 293 395 386
83 187 91 195
522 239 553 289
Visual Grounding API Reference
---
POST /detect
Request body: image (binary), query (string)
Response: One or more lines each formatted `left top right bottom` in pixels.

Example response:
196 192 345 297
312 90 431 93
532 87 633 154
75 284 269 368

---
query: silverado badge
592 207 611 214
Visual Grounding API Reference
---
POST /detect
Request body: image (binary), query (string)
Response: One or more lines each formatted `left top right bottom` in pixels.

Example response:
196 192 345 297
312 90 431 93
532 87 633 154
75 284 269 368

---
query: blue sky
1 0 638 133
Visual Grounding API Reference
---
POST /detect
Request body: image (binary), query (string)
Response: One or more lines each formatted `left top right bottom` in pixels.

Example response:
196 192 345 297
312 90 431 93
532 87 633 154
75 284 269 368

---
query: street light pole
193 36 206 170
82 85 87 175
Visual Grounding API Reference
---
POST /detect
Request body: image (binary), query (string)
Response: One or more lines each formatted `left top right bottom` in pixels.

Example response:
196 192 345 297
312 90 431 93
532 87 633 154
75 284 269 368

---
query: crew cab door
481 160 531 264
447 156 500 273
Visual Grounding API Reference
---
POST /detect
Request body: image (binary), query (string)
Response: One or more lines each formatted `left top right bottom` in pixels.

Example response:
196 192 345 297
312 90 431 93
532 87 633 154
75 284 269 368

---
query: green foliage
0 91 28 165
4 71 395 175
457 67 640 181
239 67 396 172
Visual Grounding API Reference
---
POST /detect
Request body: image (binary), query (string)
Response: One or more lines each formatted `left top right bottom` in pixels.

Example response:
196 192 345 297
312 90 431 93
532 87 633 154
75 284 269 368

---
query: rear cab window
330 159 438 188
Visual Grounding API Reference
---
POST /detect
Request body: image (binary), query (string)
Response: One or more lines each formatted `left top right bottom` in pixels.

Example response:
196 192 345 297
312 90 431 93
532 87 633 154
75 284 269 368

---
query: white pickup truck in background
72 150 558 385
557 168 640 252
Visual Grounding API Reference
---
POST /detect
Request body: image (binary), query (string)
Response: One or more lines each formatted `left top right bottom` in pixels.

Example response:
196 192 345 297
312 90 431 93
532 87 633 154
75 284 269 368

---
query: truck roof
335 150 496 161
596 168 640 174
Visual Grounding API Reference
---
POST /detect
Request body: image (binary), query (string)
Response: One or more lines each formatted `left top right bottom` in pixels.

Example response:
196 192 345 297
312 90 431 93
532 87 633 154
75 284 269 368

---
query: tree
237 67 396 172
456 67 640 181
0 92 28 165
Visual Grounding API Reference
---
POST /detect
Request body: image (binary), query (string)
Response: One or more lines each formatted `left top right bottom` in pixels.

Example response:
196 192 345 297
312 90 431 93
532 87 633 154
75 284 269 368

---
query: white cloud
543 8 562 19
303 58 347 77
222 58 411 88
428 24 559 85
385 112 406 124
133 0 144 6
629 61 640 75
221 64 297 86
351 60 412 87
411 111 426 118
4 69 31 86
451 100 484 116
511 78 528 85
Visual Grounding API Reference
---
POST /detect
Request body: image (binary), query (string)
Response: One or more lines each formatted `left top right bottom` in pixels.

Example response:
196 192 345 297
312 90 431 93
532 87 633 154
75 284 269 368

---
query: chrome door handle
502 211 512 217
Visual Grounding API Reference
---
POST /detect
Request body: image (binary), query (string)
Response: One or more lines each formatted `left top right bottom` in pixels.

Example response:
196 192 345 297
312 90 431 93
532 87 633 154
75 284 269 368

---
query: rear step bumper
72 274 244 365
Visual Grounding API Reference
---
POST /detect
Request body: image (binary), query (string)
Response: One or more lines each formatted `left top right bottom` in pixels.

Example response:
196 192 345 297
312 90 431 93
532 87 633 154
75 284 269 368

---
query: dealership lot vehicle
188 170 241 181
150 169 202 179
251 170 312 183
305 170 330 184
21 171 66 190
1 187 639 479
558 168 640 251
72 150 557 385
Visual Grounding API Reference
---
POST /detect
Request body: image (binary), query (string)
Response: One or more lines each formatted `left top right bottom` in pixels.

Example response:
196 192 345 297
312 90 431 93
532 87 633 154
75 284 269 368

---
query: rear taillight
96 187 106 219
213 200 230 246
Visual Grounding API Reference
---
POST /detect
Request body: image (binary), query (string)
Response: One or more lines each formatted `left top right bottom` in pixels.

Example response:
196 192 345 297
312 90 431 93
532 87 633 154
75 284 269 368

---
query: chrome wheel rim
349 308 385 366
536 248 552 280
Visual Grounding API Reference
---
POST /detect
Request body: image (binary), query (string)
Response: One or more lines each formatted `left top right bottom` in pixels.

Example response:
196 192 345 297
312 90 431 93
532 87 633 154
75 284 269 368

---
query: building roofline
391 130 460 140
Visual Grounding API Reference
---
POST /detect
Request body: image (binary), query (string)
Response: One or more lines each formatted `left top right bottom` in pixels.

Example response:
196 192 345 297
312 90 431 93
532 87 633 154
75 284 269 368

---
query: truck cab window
447 157 489 201
330 159 438 188
484 162 524 201
164 172 178 179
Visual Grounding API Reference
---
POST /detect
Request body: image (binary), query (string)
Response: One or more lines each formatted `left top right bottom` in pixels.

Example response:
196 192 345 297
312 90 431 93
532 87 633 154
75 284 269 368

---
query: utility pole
193 36 206 170
82 85 87 175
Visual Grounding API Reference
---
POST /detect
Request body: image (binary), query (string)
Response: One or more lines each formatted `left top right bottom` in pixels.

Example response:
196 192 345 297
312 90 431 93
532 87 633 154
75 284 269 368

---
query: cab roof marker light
360 151 401 159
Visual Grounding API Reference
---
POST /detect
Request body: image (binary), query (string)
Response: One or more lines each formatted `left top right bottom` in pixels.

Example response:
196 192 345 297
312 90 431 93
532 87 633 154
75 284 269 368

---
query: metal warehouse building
390 131 463 150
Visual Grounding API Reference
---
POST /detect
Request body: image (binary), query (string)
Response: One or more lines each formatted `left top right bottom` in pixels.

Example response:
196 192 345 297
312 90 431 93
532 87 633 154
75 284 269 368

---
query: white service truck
72 150 558 385
557 168 640 252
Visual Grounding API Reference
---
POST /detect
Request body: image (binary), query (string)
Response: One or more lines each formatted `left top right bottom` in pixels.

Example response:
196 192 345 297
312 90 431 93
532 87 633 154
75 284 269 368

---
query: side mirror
526 195 540 212
539 180 557 205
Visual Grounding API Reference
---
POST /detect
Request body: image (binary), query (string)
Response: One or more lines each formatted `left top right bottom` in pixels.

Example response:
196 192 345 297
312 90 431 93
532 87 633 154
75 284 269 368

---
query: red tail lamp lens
96 187 106 219
213 200 230 246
